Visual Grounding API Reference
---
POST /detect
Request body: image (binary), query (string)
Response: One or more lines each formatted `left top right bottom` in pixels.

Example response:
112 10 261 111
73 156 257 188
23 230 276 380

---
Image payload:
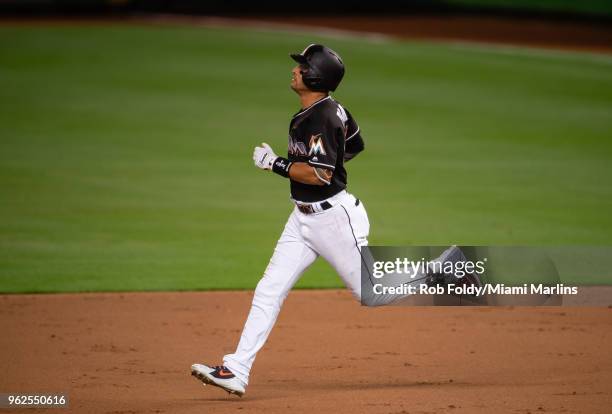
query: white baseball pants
223 190 369 385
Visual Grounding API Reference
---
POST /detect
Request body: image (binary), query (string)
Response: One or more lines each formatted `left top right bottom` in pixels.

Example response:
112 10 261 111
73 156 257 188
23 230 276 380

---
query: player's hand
253 142 278 171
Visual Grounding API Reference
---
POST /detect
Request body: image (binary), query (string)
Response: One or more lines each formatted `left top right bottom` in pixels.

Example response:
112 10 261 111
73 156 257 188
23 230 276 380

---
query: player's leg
221 209 317 386
304 192 369 301
308 192 419 306
427 245 483 288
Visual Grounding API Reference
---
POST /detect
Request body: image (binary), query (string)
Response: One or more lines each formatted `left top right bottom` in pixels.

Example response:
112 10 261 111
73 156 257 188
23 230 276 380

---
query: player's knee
253 278 289 308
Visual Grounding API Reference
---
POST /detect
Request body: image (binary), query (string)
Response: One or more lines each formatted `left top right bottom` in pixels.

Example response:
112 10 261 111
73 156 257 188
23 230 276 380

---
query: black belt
296 201 332 215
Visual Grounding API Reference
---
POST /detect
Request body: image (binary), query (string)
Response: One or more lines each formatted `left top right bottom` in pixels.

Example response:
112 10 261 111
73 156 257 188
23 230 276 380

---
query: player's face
290 65 307 93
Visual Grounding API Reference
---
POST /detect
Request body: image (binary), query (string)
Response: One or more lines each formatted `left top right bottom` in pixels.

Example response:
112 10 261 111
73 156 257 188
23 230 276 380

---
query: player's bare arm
288 162 331 185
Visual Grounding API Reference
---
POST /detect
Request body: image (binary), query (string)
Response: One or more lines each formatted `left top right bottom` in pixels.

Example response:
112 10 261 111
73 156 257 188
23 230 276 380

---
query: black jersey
287 96 364 202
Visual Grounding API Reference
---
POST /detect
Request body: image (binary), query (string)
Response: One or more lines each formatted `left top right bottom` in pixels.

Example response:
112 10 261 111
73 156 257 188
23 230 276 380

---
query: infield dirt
2 291 611 413
248 15 612 54
2 14 611 54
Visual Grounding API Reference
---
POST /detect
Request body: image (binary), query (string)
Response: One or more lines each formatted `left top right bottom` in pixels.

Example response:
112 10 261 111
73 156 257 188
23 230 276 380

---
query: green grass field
1 24 612 292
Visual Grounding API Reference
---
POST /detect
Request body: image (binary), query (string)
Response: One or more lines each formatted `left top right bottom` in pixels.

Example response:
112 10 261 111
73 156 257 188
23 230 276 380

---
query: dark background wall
1 0 611 22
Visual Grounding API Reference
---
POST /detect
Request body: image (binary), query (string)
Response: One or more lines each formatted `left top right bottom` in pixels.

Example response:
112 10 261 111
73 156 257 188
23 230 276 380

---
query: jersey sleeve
305 117 341 172
344 109 364 162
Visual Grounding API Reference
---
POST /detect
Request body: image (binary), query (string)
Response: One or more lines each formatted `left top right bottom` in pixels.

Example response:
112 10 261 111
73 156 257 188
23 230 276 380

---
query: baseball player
190 44 368 396
190 44 479 396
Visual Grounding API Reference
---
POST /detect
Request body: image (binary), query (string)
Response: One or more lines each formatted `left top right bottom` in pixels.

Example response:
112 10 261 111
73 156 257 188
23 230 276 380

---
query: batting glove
253 143 277 170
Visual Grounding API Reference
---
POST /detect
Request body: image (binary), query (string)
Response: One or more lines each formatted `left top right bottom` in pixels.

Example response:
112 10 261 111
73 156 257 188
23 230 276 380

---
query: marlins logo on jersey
308 134 327 157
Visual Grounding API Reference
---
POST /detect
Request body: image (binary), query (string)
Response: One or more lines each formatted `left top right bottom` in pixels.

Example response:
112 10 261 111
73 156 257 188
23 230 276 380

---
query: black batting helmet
290 44 345 92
